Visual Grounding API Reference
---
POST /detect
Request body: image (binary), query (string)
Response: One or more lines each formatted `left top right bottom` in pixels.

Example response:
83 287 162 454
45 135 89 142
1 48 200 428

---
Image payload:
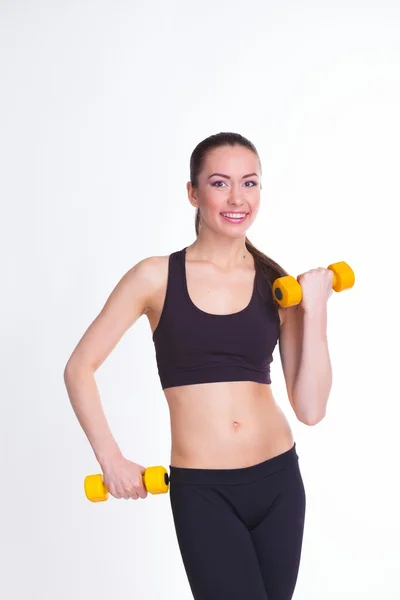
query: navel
233 420 241 431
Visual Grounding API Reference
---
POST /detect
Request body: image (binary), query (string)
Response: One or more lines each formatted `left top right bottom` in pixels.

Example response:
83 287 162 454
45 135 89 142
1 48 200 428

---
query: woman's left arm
278 267 334 426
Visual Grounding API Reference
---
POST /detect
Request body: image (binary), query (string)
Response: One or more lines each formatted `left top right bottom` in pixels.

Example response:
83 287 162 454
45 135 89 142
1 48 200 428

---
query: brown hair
190 132 288 307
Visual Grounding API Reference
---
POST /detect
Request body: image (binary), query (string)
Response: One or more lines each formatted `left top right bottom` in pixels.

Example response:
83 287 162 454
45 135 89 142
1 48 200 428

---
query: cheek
248 193 260 214
200 190 223 213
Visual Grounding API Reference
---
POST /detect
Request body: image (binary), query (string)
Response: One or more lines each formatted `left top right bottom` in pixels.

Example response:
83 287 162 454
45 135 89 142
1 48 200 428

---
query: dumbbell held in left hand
272 261 355 308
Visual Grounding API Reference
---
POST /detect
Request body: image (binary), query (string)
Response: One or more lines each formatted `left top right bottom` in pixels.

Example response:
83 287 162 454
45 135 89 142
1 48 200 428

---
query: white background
1 1 399 598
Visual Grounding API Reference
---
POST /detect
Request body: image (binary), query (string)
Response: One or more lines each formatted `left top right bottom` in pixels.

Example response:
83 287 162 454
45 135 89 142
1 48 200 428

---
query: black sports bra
152 248 280 390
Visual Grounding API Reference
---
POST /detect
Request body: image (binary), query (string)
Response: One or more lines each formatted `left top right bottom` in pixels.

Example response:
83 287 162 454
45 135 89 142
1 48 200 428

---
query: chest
184 264 256 315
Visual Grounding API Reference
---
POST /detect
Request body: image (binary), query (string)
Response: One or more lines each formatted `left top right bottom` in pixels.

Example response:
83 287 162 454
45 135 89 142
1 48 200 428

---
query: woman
64 132 333 600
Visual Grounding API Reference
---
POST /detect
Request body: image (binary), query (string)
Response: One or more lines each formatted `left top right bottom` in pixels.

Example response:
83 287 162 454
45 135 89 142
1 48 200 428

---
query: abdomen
165 381 294 468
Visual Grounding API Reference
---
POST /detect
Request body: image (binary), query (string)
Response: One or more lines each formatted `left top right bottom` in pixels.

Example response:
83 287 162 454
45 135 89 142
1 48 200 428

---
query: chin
221 227 251 239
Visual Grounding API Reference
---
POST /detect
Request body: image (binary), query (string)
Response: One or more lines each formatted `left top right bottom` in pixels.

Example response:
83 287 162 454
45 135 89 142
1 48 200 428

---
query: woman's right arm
63 256 162 499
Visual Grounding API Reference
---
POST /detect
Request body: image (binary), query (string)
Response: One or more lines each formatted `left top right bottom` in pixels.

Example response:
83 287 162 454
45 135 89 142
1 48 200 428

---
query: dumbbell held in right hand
84 465 169 503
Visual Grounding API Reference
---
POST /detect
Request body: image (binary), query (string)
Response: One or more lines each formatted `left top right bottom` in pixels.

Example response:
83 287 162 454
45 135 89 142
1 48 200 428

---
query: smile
220 212 248 224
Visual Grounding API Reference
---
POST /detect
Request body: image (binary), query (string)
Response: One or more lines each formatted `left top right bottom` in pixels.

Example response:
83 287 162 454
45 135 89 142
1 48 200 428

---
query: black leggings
169 443 306 600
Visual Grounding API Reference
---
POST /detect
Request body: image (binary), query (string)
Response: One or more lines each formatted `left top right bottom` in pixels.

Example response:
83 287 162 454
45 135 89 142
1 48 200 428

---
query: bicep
278 306 303 406
65 257 159 372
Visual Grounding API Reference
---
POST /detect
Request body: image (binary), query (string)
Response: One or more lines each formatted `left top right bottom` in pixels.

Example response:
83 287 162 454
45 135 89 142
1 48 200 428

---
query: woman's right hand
101 455 148 500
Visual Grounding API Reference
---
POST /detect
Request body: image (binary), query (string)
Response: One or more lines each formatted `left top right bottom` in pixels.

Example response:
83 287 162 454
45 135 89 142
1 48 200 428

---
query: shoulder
132 255 170 315
108 254 170 303
131 254 170 284
124 254 169 294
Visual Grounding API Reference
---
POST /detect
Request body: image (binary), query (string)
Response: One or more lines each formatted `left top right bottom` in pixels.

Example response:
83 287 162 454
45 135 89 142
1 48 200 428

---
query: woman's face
188 145 261 238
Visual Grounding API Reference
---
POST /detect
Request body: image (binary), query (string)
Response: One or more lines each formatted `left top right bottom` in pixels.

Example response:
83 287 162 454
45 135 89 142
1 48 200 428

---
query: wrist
300 304 328 320
95 444 124 469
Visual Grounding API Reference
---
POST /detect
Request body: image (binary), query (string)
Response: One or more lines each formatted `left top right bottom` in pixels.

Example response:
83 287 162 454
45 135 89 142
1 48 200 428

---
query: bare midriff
164 380 294 469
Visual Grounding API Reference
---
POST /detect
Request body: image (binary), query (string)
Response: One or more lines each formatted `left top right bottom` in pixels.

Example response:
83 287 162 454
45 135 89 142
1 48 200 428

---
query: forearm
292 307 332 425
64 363 123 467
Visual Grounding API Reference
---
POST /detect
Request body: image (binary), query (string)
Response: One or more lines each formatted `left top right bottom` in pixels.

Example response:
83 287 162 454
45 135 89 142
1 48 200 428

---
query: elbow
63 363 71 383
296 409 326 426
63 361 89 390
63 360 76 382
291 385 330 426
296 410 326 427
64 357 94 379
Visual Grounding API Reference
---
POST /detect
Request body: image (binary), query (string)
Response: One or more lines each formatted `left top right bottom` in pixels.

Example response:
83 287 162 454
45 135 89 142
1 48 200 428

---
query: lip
220 212 249 224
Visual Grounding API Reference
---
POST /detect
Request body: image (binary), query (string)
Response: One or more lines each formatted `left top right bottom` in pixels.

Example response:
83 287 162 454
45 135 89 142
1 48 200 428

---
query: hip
168 442 306 533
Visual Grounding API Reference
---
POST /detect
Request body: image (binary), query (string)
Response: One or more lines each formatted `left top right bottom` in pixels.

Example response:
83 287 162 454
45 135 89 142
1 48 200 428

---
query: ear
187 181 199 209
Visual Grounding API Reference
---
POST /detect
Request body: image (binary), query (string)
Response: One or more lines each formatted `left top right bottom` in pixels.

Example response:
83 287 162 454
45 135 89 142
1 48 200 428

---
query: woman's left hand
297 268 333 314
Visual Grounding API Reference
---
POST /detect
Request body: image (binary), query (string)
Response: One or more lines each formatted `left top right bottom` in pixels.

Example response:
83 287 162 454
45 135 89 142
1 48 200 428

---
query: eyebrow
208 172 259 180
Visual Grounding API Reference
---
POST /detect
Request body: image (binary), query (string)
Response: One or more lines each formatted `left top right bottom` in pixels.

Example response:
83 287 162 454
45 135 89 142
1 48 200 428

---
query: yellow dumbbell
272 261 355 308
84 466 169 502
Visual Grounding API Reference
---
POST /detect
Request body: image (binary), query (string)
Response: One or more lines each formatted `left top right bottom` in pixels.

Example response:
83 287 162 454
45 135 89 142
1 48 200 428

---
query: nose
228 186 244 207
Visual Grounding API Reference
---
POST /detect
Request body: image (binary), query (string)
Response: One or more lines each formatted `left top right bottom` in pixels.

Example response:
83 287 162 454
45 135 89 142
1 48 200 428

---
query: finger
122 485 135 500
125 483 138 500
134 479 148 499
116 485 130 500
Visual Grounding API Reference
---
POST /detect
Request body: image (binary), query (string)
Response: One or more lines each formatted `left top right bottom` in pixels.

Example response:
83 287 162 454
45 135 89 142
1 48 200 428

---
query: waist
165 381 294 468
169 442 299 486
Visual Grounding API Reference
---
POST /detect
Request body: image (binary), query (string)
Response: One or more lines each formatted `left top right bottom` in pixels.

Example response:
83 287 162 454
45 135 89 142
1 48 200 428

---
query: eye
212 180 227 187
244 180 258 187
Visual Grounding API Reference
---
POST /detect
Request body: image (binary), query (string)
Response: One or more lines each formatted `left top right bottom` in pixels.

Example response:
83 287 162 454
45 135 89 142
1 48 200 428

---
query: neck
187 232 253 270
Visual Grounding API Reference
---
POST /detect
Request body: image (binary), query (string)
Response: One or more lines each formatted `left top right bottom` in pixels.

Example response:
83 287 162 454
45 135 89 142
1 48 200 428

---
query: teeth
222 213 246 218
